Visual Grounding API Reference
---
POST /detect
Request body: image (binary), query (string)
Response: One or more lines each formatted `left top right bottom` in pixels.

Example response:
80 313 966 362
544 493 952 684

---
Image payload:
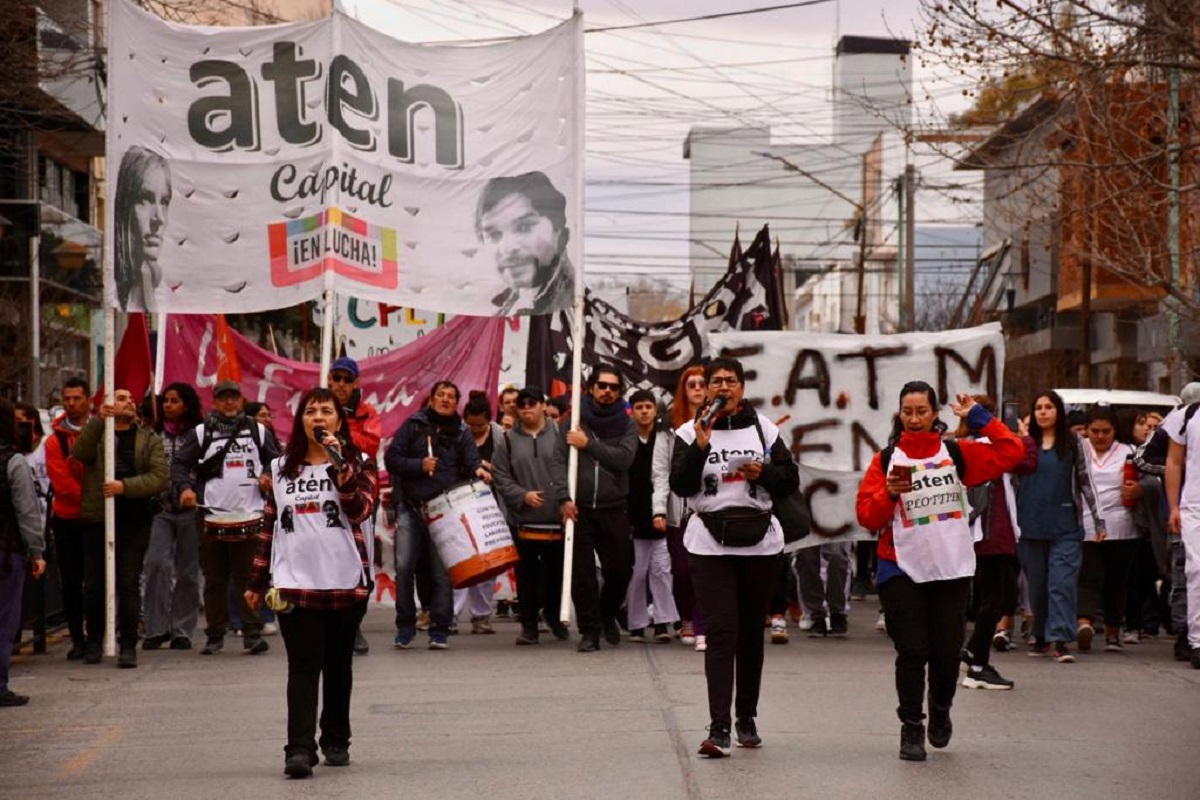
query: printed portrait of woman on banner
114 145 172 311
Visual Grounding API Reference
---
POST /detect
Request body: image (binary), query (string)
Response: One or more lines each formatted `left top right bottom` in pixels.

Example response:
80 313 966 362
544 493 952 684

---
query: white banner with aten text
106 0 582 315
709 323 1004 546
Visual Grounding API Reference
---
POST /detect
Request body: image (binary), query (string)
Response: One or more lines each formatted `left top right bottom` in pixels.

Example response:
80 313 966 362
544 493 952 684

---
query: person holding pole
567 365 637 653
246 387 377 778
327 355 379 656
670 357 799 757
72 388 168 667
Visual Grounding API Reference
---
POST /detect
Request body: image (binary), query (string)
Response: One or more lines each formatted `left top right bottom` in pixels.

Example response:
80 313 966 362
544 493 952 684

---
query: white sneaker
262 622 279 636
798 617 815 632
1121 630 1140 645
770 615 789 644
694 635 707 652
875 613 887 633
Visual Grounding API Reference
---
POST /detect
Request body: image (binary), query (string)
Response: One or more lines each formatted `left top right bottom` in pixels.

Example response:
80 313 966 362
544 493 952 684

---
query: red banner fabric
162 314 505 449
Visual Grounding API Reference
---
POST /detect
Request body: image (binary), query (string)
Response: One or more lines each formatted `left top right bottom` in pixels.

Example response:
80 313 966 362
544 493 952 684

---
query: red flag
97 312 153 408
214 314 242 383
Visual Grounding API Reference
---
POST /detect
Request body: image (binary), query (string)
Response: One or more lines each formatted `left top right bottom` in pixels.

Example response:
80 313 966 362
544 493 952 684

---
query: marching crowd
3 357 1200 774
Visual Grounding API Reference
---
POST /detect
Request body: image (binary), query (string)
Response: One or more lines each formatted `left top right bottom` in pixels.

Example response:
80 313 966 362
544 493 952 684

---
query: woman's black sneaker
927 706 952 748
734 718 762 748
899 722 926 761
698 723 732 758
284 750 318 778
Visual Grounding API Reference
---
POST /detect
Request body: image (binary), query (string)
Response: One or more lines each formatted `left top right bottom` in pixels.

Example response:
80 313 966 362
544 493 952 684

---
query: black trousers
768 553 795 617
1078 540 1140 628
689 552 781 727
200 537 262 638
571 507 633 635
514 535 564 631
1124 538 1160 633
79 520 151 649
54 517 87 647
878 574 971 724
278 601 368 757
967 555 1019 668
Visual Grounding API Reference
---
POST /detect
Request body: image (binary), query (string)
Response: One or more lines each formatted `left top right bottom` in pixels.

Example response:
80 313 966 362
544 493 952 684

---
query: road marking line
56 725 124 779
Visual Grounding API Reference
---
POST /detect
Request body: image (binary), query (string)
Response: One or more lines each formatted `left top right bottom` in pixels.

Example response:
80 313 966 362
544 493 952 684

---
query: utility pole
854 148 868 334
904 162 915 332
1167 63 1184 393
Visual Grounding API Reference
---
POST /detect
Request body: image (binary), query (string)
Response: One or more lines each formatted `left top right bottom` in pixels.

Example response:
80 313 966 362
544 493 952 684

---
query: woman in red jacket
856 381 1024 762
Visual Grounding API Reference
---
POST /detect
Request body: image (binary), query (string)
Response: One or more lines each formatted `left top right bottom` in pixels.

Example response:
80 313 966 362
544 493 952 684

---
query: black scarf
425 408 464 452
581 394 628 440
206 411 247 438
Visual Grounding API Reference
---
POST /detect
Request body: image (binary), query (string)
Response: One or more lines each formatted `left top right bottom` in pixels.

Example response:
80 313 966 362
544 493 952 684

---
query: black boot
577 633 600 653
899 722 927 761
927 703 953 749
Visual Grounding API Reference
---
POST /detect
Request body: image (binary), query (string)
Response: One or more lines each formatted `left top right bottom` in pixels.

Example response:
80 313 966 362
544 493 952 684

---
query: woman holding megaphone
245 387 378 779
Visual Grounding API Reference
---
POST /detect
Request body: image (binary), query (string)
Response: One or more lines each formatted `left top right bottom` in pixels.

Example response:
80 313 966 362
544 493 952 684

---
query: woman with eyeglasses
245 387 377 778
654 365 710 650
670 357 799 758
856 381 1024 762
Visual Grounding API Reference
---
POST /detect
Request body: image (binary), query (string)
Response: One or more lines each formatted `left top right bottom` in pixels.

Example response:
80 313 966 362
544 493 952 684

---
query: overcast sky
337 0 977 283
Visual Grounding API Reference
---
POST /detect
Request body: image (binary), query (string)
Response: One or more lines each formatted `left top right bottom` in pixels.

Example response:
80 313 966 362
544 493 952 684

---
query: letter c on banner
348 298 376 328
805 479 852 538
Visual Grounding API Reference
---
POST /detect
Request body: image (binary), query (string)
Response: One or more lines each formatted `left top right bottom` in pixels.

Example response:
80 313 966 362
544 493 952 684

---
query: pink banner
162 314 505 449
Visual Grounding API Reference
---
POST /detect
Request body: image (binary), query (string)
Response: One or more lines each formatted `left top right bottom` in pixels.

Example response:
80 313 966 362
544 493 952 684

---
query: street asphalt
4 602 1200 800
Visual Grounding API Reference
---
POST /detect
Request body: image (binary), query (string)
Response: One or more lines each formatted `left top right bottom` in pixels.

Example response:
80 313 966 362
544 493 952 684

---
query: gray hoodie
5 452 46 559
492 419 571 527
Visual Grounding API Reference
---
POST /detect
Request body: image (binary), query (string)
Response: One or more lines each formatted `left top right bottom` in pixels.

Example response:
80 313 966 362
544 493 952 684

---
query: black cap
516 387 545 405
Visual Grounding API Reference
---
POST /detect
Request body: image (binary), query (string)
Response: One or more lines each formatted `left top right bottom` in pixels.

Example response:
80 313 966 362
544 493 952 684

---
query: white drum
423 480 519 589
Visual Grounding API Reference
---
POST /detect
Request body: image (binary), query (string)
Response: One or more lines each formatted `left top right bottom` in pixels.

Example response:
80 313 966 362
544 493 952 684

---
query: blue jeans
393 504 453 636
1018 537 1082 644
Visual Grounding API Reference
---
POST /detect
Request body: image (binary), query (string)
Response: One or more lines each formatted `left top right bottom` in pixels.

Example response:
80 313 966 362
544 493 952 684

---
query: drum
423 480 519 589
205 510 264 541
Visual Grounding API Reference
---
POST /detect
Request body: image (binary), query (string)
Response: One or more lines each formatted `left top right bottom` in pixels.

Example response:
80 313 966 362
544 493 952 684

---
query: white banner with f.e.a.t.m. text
710 323 1004 546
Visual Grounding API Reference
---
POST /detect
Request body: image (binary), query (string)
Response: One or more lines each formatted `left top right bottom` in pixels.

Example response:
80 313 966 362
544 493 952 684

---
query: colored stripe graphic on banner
268 208 399 290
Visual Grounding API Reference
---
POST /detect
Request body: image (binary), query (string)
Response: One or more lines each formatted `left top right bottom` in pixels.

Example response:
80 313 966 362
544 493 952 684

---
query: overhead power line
585 1 835 34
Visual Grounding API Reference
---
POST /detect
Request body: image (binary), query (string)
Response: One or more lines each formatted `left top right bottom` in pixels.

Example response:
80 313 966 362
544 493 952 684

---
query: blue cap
330 356 359 379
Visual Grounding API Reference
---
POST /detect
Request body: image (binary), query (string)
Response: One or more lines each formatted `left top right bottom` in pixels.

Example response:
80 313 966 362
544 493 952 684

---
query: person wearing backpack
171 380 279 657
856 382 1024 762
1165 383 1200 669
953 395 1037 690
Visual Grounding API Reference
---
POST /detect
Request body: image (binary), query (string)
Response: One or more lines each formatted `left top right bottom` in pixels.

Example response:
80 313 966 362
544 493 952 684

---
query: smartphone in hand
889 463 913 494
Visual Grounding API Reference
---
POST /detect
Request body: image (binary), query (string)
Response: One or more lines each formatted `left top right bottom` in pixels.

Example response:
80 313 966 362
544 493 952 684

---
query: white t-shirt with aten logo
269 459 365 591
675 414 784 558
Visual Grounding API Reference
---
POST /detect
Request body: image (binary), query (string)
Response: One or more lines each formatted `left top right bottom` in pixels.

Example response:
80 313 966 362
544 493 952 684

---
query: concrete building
683 36 914 333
